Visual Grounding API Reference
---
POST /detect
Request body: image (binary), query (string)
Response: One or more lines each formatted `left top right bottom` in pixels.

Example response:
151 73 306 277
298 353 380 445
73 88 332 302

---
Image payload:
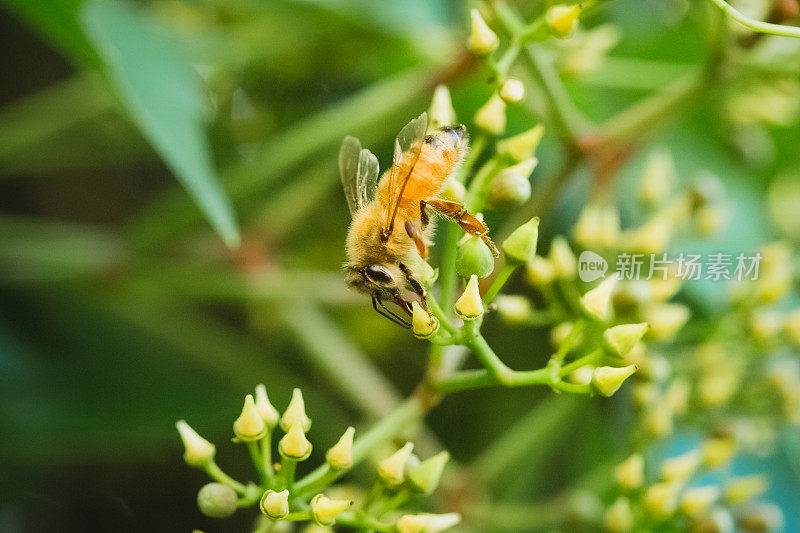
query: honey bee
339 112 498 327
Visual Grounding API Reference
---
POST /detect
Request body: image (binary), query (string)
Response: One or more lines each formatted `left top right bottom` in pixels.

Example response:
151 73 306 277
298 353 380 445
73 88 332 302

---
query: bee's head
345 264 403 298
425 124 467 152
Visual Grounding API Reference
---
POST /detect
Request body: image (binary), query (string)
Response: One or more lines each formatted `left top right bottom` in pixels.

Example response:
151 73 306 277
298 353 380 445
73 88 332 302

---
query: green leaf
80 0 240 248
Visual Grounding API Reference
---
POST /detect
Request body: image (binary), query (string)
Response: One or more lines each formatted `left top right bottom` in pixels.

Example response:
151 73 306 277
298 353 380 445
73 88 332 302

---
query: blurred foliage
1 0 799 531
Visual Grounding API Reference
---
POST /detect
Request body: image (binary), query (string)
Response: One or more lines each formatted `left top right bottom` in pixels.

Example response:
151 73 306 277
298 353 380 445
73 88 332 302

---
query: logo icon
578 250 608 282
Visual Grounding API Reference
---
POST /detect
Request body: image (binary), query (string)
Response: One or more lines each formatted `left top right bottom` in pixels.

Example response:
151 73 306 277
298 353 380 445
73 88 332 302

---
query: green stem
426 291 456 335
559 348 604 377
283 510 313 521
466 158 502 211
708 0 800 37
552 318 586 365
248 441 269 486
204 461 248 494
462 325 513 378
261 432 274 487
281 457 297 493
483 263 518 304
335 511 395 532
237 484 263 508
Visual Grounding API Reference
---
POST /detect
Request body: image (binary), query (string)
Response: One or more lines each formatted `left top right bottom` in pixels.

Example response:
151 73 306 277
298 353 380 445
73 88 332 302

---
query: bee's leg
398 262 428 310
404 220 428 258
419 200 430 228
422 197 500 257
372 294 411 328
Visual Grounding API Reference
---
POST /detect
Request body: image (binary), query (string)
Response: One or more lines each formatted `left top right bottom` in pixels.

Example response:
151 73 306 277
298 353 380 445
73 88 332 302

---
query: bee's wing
383 112 428 235
339 136 379 217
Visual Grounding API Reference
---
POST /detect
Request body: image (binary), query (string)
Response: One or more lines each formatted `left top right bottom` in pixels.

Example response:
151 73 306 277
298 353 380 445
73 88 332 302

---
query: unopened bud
661 450 700 482
279 423 312 461
411 301 439 339
580 276 618 322
176 420 216 467
233 394 267 442
614 453 644 490
197 483 237 518
546 4 582 38
455 275 484 320
692 508 735 533
499 78 525 103
406 254 438 287
640 148 674 204
496 124 545 162
255 384 280 428
474 93 506 134
592 364 637 396
526 256 556 285
643 303 690 340
456 235 495 279
311 494 352 526
502 217 540 264
408 451 449 494
397 513 461 533
737 503 784 533
326 426 355 469
495 295 531 325
644 482 680 519
604 497 634 533
280 388 312 432
428 85 457 130
666 377 691 416
602 323 649 358
695 204 730 236
574 203 620 249
440 178 466 203
681 486 720 518
378 442 414 486
701 438 736 469
260 489 290 519
486 159 536 208
551 321 581 348
468 10 499 55
724 476 768 505
549 236 577 278
646 401 674 437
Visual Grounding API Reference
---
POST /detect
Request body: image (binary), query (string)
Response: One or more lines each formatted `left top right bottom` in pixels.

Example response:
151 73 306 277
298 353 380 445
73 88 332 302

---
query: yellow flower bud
724 475 768 505
455 275 484 320
695 204 730 236
640 148 674 204
408 451 449 494
311 494 352 526
412 301 439 339
784 309 800 346
176 420 216 467
496 124 545 162
546 4 582 38
602 323 649 358
279 423 313 461
591 364 637 397
665 378 691 416
738 503 785 533
681 486 719 518
428 85 457 130
325 426 355 469
691 508 734 533
486 159 536 208
280 388 312 432
526 256 556 286
378 442 414 486
646 401 674 437
468 10 499 55
614 453 644 490
397 513 461 533
260 489 289 519
495 295 531 325
643 303 690 340
474 93 506 134
502 216 540 264
549 236 577 279
604 497 634 533
644 482 680 519
551 321 580 348
233 394 267 442
701 438 736 469
499 78 525 103
197 483 237 518
660 450 700 482
255 384 280 428
580 276 618 322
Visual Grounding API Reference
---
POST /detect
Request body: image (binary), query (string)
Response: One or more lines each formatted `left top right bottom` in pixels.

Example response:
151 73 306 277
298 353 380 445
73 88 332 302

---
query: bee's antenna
372 294 411 328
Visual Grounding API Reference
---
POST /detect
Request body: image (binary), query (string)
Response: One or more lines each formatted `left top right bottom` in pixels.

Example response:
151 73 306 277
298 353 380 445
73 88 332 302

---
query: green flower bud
454 275 484 320
738 503 784 533
604 497 634 533
526 256 555 286
255 384 280 428
280 388 312 432
311 494 352 526
486 159 536 209
412 301 440 339
260 489 290 519
197 483 237 518
724 476 768 505
681 486 720 518
378 442 414 486
496 124 545 163
499 78 525 103
457 235 495 279
591 365 637 397
660 450 700 482
502 217 540 265
474 93 506 135
176 420 216 468
326 426 355 469
397 513 461 533
614 453 644 490
408 451 449 494
548 236 576 278
233 394 267 442
468 10 499 55
546 4 582 39
602 323 649 358
701 437 736 469
495 295 531 325
693 508 735 533
644 482 680 519
580 276 617 322
642 303 689 340
428 85 457 130
640 148 674 205
279 423 313 461
440 178 466 203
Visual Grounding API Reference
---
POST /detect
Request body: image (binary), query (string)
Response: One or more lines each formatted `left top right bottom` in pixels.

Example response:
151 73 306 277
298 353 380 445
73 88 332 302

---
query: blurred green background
1 0 800 531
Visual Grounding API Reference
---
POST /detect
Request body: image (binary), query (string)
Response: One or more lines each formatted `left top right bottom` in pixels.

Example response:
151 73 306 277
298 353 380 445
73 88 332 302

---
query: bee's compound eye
364 265 394 285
